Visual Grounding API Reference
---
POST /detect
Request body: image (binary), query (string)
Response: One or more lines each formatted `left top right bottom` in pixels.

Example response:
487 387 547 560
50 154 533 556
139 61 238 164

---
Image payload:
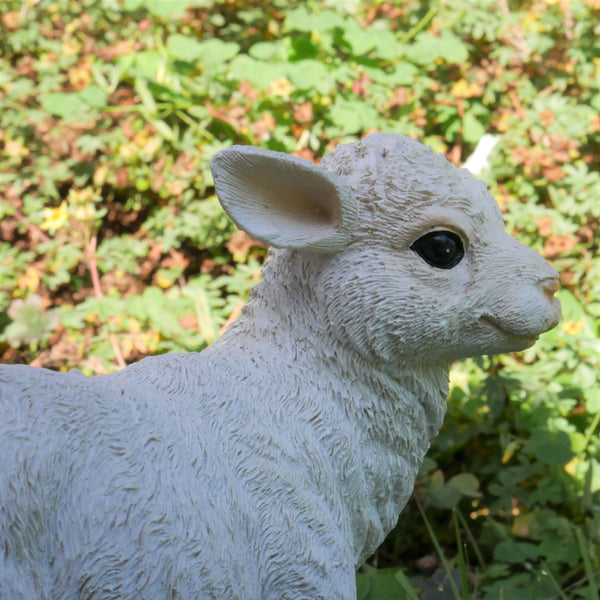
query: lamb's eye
411 230 464 269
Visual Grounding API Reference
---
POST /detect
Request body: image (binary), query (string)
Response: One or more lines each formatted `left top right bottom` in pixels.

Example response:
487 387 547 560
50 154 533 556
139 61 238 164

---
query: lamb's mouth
479 315 539 342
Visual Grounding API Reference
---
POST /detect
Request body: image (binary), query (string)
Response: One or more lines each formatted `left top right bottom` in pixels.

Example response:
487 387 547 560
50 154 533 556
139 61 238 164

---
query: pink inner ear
210 146 357 253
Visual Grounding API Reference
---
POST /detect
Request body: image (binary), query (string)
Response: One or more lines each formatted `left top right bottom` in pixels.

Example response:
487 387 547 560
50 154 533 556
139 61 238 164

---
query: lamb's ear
210 145 357 253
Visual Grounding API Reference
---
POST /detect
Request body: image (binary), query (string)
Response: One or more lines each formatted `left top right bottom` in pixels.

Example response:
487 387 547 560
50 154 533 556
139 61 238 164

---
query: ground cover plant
0 0 599 597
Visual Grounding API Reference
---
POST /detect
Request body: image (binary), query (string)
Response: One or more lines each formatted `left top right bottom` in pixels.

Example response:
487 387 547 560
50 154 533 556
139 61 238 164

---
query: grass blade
455 508 486 570
452 509 470 600
576 527 599 600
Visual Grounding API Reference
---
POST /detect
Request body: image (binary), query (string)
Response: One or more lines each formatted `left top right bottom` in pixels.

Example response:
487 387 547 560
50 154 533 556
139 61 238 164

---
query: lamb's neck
223 272 449 474
221 281 449 566
331 352 449 565
346 355 448 454
219 264 329 348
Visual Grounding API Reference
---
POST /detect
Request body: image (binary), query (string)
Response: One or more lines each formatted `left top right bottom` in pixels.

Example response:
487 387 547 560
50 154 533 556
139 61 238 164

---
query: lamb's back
0 350 357 599
0 362 262 598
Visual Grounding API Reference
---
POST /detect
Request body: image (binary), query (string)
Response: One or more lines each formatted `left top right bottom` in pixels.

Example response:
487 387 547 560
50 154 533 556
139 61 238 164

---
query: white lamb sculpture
0 133 561 599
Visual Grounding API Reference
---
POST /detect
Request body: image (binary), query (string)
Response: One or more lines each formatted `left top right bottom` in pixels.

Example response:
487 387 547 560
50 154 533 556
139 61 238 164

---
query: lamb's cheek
319 254 443 363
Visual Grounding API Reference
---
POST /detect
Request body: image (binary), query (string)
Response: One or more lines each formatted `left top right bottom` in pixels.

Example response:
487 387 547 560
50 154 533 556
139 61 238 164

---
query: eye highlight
411 230 465 269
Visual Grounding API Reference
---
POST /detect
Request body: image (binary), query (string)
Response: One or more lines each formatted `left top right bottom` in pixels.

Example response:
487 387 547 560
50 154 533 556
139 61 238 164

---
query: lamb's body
0 134 561 599
1 308 445 599
1 259 446 599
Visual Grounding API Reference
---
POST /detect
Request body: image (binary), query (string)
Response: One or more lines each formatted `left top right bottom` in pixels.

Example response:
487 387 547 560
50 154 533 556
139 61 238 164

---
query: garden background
0 0 599 597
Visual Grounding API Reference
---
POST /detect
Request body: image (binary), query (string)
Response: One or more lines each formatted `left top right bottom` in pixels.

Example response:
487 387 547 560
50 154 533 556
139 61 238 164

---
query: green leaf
573 362 597 389
40 85 107 120
426 471 482 508
329 98 380 134
249 41 285 61
135 78 157 113
405 31 469 66
539 538 580 567
389 61 418 85
447 472 482 497
342 19 378 56
40 92 87 119
149 117 175 141
3 295 59 345
122 0 143 9
556 289 585 322
142 0 189 17
75 135 106 154
194 39 240 66
96 237 149 274
78 84 108 108
372 30 401 60
426 484 462 509
5 77 35 100
287 60 333 94
133 51 163 80
569 431 587 454
528 430 574 465
584 388 600 413
437 31 471 63
357 567 419 600
166 34 206 60
494 540 541 563
463 112 487 145
283 7 344 32
229 55 286 88
482 574 542 600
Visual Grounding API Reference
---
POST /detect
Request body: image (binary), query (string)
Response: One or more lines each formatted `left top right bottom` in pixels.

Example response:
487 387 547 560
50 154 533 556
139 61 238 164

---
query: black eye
411 230 465 269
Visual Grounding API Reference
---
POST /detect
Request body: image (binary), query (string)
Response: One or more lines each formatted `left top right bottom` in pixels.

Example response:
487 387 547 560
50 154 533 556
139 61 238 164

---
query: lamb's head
210 133 561 366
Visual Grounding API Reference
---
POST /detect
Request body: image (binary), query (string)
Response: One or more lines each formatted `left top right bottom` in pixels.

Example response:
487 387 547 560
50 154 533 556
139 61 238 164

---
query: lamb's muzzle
541 276 561 298
0 133 561 600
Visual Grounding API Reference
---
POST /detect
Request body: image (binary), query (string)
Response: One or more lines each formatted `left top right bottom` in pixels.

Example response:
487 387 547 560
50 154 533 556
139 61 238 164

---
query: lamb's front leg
0 559 48 600
262 560 357 600
255 513 358 600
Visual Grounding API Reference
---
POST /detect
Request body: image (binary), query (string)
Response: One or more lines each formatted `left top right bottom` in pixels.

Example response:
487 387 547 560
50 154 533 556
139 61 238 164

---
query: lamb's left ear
210 145 357 253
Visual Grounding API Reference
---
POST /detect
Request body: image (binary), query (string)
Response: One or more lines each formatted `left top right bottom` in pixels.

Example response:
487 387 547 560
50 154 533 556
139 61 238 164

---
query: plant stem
455 508 486 570
86 235 126 369
398 6 437 45
415 496 463 600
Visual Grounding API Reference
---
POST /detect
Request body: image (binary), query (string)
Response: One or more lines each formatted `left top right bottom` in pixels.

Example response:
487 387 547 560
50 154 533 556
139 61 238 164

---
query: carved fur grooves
0 133 561 599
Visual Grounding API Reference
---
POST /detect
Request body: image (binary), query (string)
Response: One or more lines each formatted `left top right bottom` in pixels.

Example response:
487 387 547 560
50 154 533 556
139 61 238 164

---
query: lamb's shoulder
139 342 446 573
117 348 359 598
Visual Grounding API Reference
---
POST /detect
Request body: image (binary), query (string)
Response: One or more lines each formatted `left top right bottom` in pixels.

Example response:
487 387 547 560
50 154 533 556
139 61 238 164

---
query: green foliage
0 0 599 597
357 565 420 600
2 294 59 347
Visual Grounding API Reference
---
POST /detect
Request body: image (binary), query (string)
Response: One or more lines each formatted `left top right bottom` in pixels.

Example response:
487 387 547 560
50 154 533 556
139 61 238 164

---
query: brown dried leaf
238 81 260 101
292 148 317 162
542 166 566 182
2 11 21 30
536 216 553 237
96 40 133 61
539 109 555 127
544 234 577 258
252 112 277 141
293 102 313 124
226 231 264 262
178 314 198 330
577 223 597 244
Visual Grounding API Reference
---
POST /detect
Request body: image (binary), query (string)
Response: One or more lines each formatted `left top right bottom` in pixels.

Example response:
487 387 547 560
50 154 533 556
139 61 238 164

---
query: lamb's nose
541 276 560 298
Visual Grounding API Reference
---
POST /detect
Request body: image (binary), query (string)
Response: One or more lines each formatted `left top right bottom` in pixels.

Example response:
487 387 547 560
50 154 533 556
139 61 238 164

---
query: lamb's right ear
210 145 357 253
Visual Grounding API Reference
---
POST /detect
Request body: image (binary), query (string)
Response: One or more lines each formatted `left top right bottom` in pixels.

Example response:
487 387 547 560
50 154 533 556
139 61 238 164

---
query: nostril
540 277 560 297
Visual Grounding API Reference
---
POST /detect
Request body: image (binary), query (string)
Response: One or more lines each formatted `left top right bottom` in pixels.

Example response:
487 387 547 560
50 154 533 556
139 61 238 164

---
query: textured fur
0 134 561 599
